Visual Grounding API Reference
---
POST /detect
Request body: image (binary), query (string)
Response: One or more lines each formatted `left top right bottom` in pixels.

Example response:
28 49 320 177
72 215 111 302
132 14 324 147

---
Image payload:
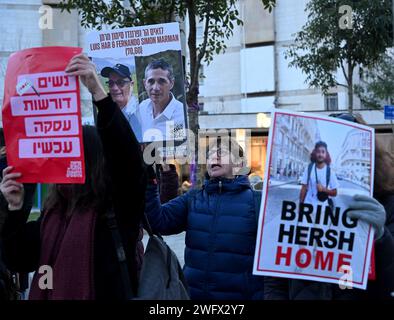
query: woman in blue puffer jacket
145 137 264 300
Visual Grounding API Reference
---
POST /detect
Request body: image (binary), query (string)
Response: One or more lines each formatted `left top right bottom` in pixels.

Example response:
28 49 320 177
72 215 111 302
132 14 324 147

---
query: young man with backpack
299 141 338 208
144 137 264 300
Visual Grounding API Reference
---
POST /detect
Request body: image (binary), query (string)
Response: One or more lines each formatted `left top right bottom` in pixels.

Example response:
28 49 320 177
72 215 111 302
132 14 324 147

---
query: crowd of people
0 53 393 300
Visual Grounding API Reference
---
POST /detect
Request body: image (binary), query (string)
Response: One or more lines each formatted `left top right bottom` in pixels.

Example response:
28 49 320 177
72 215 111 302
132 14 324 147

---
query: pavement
265 179 369 214
269 177 298 186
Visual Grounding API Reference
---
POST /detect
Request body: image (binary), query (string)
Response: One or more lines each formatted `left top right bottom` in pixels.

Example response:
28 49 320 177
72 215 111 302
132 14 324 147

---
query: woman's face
207 147 234 179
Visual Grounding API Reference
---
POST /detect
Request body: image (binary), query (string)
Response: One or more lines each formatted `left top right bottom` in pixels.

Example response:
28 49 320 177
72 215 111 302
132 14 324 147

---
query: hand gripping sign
2 46 85 183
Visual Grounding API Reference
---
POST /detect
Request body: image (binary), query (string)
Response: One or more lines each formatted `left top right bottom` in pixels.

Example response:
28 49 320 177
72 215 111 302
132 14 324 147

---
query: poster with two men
86 22 188 158
253 110 375 290
2 22 187 184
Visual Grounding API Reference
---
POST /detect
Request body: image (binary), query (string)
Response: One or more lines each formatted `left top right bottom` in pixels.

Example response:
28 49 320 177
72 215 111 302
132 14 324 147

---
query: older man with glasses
101 64 142 142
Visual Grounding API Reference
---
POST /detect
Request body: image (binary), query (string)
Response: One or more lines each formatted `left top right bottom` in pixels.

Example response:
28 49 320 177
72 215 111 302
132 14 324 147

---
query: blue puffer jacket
145 175 265 300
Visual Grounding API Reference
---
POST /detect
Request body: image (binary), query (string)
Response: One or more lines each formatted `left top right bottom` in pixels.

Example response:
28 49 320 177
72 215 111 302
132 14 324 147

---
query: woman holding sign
0 54 146 300
144 137 265 300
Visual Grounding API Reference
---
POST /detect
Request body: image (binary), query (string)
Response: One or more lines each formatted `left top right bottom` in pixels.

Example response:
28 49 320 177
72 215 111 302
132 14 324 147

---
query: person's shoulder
169 94 184 109
139 98 152 113
140 98 150 105
171 98 185 119
302 164 311 174
184 188 202 198
172 96 184 106
329 166 337 177
124 96 138 112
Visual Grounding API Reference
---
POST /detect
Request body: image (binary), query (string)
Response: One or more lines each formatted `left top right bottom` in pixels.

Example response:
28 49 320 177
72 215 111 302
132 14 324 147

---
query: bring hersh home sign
253 110 375 290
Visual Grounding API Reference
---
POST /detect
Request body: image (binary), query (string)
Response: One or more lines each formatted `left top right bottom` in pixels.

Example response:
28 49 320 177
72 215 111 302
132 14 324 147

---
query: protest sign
2 46 85 184
253 110 375 289
86 22 188 159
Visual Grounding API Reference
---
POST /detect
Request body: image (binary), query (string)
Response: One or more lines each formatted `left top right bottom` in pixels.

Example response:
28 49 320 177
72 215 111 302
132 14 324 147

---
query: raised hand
0 166 24 211
348 194 386 240
65 53 107 101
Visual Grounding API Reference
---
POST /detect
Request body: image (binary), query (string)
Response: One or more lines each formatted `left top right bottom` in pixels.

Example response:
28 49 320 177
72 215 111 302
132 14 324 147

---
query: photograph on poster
86 23 188 149
253 111 375 290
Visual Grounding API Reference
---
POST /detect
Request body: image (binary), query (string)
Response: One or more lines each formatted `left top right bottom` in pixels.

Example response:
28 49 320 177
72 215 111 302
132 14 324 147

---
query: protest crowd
0 25 394 302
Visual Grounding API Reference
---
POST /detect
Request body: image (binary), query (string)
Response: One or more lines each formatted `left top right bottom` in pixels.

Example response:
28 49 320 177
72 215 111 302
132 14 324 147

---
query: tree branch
335 81 348 88
340 60 349 84
192 14 210 89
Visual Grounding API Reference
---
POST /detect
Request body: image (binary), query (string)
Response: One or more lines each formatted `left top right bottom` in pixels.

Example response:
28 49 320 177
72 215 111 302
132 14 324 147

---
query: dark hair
144 59 174 81
44 125 109 215
314 141 327 150
310 141 331 165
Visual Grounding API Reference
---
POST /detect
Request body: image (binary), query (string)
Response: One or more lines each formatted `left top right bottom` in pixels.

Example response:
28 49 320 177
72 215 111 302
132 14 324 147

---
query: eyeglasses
106 79 131 88
207 148 230 158
329 112 358 123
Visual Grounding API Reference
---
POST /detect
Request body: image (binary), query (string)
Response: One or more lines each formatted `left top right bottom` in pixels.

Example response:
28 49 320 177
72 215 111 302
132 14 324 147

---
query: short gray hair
144 59 175 81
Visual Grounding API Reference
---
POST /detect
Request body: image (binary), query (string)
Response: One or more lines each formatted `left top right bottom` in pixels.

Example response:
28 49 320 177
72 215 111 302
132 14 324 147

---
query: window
250 136 268 177
325 93 338 111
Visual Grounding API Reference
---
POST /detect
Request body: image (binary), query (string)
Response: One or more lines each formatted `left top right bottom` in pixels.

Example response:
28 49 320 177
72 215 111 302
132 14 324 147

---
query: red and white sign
2 46 85 183
253 110 375 290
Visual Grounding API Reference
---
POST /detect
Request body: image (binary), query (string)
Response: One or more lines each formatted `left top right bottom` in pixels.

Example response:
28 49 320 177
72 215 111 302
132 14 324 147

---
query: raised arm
66 54 146 230
0 170 39 273
159 164 179 203
94 95 146 228
145 166 189 235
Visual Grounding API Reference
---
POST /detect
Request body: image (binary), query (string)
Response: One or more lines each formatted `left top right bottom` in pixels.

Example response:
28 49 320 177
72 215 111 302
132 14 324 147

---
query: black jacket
0 96 146 300
158 164 179 204
264 195 394 300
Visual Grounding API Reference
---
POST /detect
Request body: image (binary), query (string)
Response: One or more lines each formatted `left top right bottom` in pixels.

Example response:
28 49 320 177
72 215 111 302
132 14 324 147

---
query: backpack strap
142 211 163 239
326 165 331 187
105 206 134 299
306 162 314 188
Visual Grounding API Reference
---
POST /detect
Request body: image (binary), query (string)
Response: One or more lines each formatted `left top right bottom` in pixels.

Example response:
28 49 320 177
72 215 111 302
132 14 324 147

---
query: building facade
195 0 391 177
0 0 391 183
335 129 372 190
0 0 94 125
271 114 320 180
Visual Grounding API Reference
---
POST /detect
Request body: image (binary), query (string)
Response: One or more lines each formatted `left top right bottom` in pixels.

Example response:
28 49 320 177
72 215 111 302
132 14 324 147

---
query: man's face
108 72 132 109
316 146 327 164
143 68 174 107
207 147 235 179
